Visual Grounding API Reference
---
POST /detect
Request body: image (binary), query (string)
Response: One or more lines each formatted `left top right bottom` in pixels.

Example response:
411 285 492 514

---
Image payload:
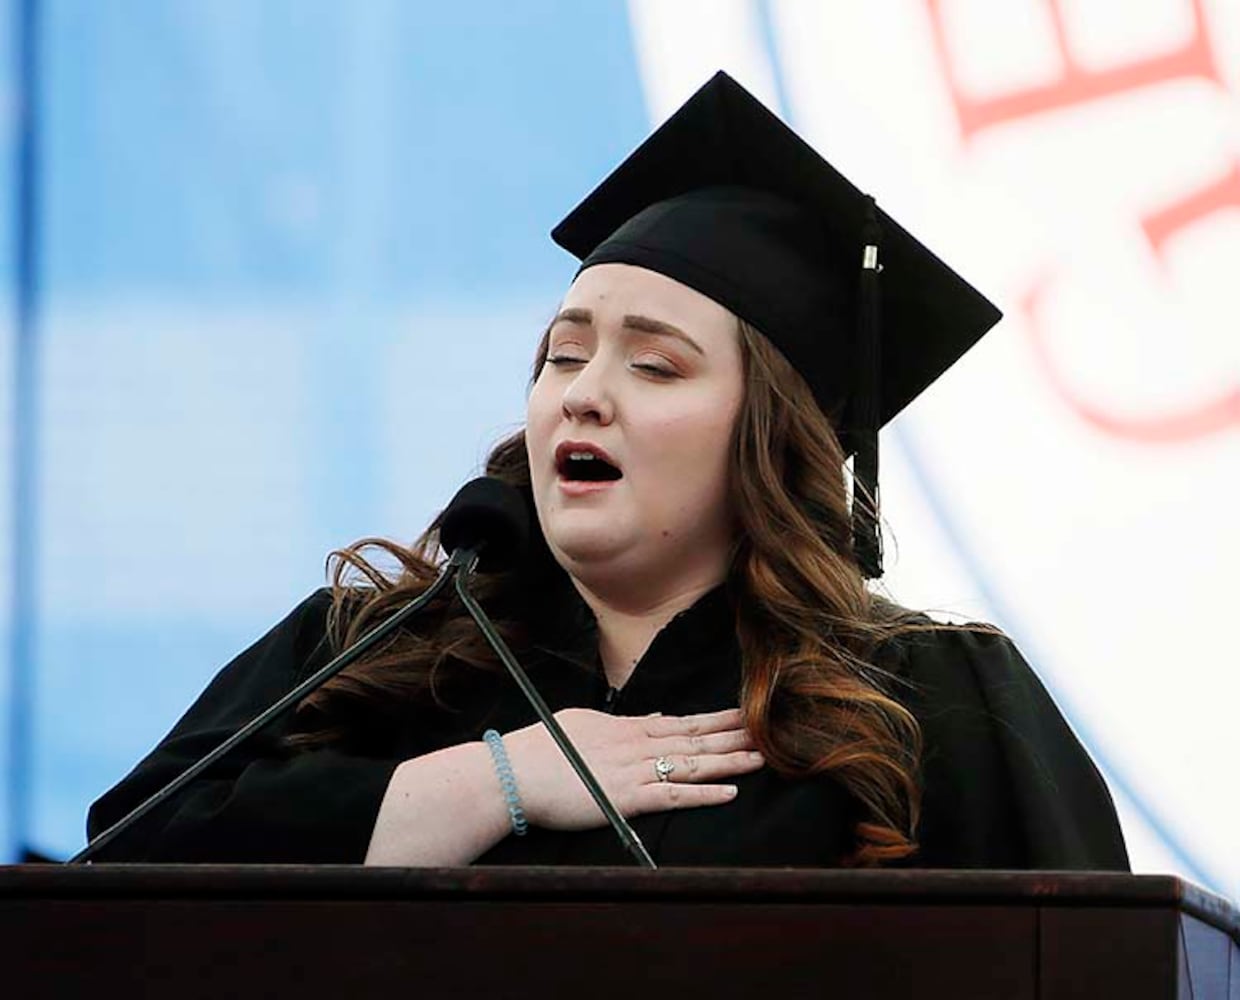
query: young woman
88 73 1129 870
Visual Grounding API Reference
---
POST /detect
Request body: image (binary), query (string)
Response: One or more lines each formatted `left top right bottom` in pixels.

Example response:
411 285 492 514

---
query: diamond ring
654 756 676 782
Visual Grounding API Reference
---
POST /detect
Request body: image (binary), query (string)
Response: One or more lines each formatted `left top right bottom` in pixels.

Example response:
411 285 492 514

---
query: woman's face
526 263 745 600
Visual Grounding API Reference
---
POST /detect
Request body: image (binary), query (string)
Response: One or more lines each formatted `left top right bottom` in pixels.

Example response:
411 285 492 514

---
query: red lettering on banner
924 0 1237 441
925 0 1222 139
1021 275 1240 443
1142 161 1240 260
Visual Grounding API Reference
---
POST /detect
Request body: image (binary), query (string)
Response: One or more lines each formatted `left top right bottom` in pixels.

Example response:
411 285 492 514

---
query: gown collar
529 573 741 714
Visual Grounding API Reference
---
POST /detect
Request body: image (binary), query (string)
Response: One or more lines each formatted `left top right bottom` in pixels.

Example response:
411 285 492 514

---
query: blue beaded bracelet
483 729 529 837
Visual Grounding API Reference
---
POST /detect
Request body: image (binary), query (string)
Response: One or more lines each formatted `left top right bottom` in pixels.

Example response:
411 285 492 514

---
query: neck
569 574 722 690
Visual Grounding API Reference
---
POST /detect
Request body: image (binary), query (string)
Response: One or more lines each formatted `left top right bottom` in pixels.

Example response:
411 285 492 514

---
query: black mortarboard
551 71 1002 577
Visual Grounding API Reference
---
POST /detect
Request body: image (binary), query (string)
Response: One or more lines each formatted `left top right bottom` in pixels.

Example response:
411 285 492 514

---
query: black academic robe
87 585 1129 869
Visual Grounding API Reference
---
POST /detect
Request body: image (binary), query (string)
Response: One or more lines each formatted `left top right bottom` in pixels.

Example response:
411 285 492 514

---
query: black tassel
853 195 883 579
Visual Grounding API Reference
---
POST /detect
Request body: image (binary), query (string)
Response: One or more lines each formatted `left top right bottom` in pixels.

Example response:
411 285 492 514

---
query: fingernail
749 751 764 762
725 785 738 797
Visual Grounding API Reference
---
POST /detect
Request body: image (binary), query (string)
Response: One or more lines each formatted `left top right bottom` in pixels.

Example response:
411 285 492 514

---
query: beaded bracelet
482 729 529 837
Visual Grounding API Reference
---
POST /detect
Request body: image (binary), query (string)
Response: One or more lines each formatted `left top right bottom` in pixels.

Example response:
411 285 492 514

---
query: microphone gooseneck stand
71 475 655 867
452 550 657 869
71 555 656 867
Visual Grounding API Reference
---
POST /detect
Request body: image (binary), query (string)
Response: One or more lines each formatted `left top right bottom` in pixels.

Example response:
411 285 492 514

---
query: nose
560 358 615 424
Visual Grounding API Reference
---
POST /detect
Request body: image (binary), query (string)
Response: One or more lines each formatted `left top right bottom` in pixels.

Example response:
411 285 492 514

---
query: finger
641 749 764 785
643 708 744 738
653 728 755 757
629 781 740 815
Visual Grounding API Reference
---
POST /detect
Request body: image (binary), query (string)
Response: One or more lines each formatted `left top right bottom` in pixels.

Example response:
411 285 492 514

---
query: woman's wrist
483 729 529 836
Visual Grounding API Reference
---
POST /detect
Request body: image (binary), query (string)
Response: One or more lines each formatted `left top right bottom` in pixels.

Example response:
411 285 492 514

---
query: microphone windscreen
439 477 530 571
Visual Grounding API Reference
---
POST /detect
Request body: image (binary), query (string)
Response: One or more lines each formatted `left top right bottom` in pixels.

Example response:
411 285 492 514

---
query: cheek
637 406 737 497
525 380 558 451
652 389 739 454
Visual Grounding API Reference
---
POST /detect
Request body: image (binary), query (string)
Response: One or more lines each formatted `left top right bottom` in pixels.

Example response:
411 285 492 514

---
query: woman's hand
503 707 763 831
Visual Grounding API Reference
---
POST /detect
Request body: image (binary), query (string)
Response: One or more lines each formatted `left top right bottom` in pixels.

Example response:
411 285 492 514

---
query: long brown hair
293 319 927 865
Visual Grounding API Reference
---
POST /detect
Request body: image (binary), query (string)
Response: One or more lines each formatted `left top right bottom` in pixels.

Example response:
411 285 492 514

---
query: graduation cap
551 71 1001 578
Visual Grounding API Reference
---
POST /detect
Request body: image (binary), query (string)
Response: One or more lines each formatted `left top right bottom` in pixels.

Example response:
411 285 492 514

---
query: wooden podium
2 866 1236 998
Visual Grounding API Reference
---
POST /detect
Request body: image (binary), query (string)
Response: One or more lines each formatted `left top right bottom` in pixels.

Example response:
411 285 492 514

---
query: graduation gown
87 585 1129 869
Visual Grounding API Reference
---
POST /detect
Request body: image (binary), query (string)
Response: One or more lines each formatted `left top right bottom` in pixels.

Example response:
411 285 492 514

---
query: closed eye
547 355 676 379
632 362 677 378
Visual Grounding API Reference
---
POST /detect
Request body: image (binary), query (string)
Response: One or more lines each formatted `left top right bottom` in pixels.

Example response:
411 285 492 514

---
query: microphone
70 478 521 864
439 475 529 573
441 480 657 869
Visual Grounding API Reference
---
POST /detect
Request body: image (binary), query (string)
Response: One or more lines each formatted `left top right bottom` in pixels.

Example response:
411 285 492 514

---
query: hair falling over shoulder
292 320 931 866
727 321 926 865
286 431 540 750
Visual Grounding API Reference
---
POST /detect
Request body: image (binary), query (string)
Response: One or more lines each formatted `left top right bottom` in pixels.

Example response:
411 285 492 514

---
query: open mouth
558 454 624 486
558 441 624 486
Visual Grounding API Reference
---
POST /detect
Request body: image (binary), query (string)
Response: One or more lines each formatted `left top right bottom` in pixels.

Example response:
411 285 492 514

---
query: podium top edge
1 865 1234 933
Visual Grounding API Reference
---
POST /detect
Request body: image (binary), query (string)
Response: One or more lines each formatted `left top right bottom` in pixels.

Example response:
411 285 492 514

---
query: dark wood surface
2 867 1236 999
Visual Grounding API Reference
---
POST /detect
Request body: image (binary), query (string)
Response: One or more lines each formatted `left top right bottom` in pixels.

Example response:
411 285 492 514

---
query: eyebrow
552 307 705 355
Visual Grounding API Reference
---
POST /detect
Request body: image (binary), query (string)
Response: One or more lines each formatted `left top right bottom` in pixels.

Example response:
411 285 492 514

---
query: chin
549 535 630 567
545 523 638 569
